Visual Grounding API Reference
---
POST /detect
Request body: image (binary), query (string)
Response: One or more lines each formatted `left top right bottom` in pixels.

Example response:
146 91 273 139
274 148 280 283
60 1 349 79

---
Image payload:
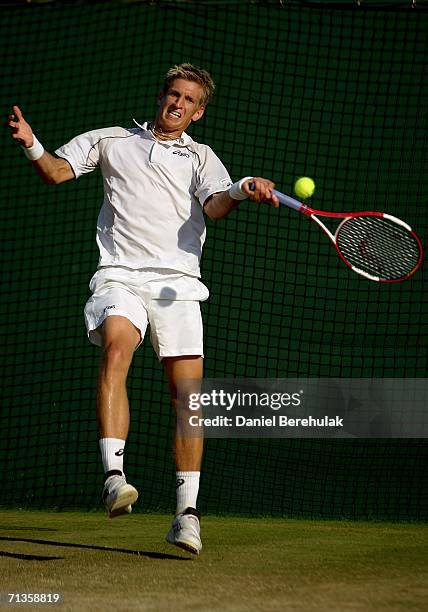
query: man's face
156 78 205 136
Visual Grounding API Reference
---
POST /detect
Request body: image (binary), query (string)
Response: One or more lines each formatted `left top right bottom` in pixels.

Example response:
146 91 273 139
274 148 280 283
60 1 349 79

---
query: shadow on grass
0 550 63 561
0 526 58 532
0 536 190 561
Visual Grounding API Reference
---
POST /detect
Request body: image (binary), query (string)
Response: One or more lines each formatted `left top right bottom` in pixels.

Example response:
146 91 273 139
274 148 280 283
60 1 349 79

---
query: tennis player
8 63 278 555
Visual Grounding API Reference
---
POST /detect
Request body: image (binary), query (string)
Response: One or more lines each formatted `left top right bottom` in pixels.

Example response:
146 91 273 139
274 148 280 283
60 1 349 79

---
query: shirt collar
132 119 193 147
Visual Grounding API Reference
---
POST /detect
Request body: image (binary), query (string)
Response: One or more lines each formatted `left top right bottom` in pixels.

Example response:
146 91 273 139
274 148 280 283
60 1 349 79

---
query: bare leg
97 316 141 517
163 356 204 553
97 315 140 439
163 355 204 471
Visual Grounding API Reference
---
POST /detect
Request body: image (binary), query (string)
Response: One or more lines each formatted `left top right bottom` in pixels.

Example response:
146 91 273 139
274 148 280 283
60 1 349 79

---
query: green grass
0 510 427 611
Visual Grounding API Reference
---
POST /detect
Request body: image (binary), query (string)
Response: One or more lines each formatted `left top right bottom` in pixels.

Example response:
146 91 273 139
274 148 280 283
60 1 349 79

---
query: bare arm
8 105 74 185
204 177 279 220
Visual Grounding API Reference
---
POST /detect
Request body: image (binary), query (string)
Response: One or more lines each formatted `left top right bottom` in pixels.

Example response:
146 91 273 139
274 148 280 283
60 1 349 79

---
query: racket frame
270 189 423 282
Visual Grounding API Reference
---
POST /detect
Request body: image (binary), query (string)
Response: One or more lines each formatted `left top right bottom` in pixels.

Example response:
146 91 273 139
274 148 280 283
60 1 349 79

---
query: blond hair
163 63 215 107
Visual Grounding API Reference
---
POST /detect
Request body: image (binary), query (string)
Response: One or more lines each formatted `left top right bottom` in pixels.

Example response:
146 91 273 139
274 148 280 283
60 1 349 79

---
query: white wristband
229 176 253 201
22 135 44 161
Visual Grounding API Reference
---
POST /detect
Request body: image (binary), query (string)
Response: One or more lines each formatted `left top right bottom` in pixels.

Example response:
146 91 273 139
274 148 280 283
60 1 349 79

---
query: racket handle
249 182 305 212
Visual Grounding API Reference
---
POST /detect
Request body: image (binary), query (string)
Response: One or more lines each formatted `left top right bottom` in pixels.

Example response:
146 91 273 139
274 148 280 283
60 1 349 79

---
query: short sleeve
193 145 232 206
54 127 117 179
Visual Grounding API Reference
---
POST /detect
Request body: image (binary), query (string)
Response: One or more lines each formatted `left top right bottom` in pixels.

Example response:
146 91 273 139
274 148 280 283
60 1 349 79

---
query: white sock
99 438 126 477
175 471 200 514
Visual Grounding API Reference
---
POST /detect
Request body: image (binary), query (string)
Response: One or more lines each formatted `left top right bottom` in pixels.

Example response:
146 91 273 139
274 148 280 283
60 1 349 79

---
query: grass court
1 510 427 611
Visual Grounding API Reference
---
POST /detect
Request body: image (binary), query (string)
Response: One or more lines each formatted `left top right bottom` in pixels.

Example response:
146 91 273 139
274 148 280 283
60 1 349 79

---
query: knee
101 341 133 373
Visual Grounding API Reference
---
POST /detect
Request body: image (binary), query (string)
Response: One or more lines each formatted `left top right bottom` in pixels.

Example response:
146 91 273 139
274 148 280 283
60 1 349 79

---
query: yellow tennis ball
294 177 315 199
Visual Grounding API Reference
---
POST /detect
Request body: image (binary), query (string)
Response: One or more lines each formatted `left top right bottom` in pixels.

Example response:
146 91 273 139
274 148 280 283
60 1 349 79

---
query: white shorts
84 267 209 360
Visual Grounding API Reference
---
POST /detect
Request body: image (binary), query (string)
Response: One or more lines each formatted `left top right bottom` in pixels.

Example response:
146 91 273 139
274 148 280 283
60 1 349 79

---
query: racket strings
336 215 421 280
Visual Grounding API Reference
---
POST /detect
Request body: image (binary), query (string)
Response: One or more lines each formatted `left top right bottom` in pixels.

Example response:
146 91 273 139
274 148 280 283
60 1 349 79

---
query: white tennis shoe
102 474 138 518
166 507 202 555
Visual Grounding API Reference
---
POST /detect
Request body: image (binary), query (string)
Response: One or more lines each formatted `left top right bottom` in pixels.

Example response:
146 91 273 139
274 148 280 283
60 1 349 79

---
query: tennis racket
250 183 423 282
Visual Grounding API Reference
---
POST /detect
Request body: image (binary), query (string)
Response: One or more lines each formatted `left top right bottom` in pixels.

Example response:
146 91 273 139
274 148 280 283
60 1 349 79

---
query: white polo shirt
55 121 232 277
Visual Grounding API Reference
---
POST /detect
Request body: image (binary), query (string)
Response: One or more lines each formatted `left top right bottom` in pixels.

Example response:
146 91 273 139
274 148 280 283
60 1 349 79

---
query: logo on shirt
173 150 190 158
105 305 116 311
